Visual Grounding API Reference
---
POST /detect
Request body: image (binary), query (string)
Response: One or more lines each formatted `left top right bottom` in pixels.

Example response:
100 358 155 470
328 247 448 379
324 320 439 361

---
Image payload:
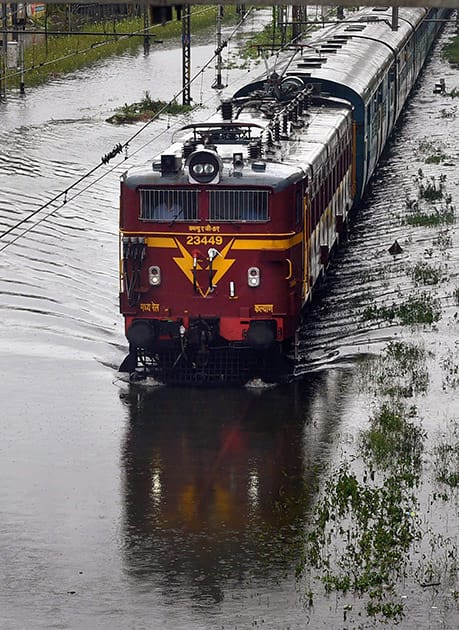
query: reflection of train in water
118 6 449 385
121 375 348 602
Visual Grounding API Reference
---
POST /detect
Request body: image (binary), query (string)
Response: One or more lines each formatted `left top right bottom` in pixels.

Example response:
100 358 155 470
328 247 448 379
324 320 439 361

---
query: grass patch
416 139 449 164
411 261 443 286
361 403 425 475
302 463 420 623
369 341 430 397
239 15 292 59
442 350 459 391
443 35 459 65
415 172 446 201
106 91 193 124
405 204 456 227
362 291 442 326
432 229 453 250
433 421 459 488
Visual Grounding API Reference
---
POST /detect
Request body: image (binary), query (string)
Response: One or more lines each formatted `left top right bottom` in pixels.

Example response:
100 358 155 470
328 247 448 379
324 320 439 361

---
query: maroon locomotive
118 73 354 385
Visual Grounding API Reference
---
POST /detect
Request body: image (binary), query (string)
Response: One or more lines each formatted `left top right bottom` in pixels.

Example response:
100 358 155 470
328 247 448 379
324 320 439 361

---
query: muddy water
1 14 458 630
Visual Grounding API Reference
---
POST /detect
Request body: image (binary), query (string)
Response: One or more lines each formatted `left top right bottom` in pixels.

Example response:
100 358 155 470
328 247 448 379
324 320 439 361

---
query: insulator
282 114 288 136
221 99 233 121
265 130 274 148
248 141 261 159
274 119 281 142
183 140 195 159
297 97 304 116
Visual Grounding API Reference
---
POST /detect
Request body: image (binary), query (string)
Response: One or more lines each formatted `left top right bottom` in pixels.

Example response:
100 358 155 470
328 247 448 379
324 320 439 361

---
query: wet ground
1 12 458 630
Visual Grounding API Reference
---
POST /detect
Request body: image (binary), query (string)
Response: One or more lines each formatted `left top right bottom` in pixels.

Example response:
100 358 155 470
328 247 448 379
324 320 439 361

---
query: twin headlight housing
188 149 222 185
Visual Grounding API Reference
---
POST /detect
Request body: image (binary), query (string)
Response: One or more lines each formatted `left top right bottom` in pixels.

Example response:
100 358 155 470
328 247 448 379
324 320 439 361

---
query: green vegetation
303 461 420 623
416 139 449 164
362 291 442 326
365 341 430 398
433 424 459 488
443 35 459 65
298 336 455 623
411 261 443 286
106 91 193 124
414 170 445 201
442 350 459 392
361 403 425 473
405 171 456 227
7 6 237 89
239 6 321 60
432 228 453 250
240 19 292 59
405 205 456 227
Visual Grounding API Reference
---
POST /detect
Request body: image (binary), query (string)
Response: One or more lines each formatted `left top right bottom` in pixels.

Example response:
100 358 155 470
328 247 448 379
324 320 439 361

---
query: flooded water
1 12 458 630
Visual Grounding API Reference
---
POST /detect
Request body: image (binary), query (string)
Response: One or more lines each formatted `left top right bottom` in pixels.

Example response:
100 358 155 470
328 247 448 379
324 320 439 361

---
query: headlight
188 150 222 184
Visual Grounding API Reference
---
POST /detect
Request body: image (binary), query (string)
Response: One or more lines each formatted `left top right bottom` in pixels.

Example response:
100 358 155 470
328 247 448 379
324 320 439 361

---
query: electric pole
182 4 191 106
212 5 225 90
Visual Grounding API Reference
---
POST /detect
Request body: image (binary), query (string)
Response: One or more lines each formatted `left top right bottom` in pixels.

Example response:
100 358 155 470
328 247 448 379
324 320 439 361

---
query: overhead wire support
182 4 191 106
143 3 151 55
0 1 7 97
212 5 226 90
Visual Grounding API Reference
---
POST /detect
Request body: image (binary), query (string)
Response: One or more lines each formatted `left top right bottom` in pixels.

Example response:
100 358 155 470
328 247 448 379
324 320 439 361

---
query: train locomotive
118 6 448 386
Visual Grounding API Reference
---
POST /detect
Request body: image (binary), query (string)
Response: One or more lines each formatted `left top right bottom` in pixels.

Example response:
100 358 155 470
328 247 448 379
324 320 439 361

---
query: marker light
248 267 260 287
149 266 161 286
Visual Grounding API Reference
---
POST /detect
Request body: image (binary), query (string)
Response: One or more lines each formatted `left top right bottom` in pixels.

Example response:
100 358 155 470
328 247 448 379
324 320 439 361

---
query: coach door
302 185 312 302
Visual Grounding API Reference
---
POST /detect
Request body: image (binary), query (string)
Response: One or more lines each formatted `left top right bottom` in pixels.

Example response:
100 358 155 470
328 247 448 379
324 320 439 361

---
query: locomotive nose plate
173 237 236 297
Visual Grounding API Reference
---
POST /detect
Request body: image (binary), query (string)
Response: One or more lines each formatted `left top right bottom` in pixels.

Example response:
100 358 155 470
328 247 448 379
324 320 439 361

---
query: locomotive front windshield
208 190 269 222
139 189 199 222
139 187 270 223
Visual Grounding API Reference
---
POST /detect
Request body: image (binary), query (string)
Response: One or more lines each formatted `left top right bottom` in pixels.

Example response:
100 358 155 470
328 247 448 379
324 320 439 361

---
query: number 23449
186 235 223 246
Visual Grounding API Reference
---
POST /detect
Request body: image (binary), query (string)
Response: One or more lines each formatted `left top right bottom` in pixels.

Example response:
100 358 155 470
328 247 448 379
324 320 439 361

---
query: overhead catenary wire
0 106 204 253
1 7 284 254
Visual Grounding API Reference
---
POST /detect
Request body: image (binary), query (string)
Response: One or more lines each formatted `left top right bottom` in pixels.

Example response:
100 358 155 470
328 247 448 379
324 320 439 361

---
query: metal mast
182 4 191 106
212 5 225 89
0 3 7 97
